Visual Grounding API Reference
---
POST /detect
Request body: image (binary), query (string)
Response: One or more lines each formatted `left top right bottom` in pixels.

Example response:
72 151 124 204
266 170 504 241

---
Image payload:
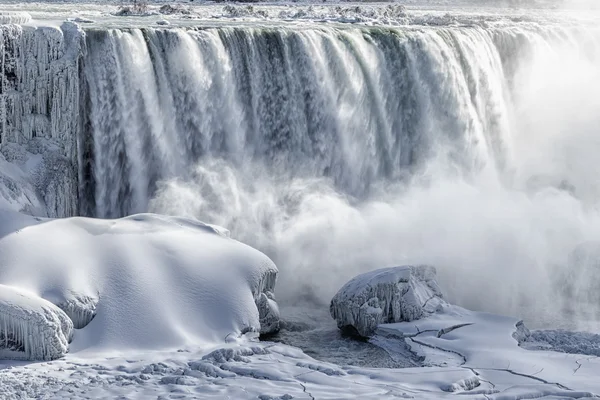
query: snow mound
0 284 73 360
0 212 279 354
330 266 445 337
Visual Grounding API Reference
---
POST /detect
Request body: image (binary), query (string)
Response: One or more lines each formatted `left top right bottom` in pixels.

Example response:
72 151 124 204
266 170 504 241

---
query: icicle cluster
55 293 98 329
249 260 280 335
0 23 82 153
330 266 446 337
0 284 73 361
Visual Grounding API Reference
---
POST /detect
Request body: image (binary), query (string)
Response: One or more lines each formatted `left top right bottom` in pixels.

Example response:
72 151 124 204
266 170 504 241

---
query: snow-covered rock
0 211 279 354
330 266 445 337
0 284 73 360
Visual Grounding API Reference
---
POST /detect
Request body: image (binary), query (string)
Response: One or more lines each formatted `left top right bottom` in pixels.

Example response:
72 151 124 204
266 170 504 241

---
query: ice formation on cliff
330 266 445 337
0 284 73 360
0 22 81 218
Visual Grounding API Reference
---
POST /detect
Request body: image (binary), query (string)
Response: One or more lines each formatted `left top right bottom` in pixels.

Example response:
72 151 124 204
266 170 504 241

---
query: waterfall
2 19 600 328
80 26 521 218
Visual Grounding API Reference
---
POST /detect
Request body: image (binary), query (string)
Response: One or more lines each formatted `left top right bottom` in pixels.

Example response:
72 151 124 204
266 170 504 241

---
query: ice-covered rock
330 266 445 337
0 284 73 360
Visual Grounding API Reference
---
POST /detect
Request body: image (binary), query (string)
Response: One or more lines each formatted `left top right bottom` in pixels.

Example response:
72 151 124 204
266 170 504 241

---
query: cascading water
76 21 600 333
80 26 515 219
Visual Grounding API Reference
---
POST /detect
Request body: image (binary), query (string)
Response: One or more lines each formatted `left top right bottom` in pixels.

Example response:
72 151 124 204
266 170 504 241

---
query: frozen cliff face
0 212 279 354
0 23 82 218
0 23 82 151
0 284 73 361
0 139 77 217
330 266 445 337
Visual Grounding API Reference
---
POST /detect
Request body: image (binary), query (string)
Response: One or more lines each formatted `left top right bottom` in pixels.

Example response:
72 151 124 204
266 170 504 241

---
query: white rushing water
3 8 600 332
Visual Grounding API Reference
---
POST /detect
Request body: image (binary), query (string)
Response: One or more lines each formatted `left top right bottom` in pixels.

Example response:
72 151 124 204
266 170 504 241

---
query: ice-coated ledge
0 284 73 361
330 265 445 337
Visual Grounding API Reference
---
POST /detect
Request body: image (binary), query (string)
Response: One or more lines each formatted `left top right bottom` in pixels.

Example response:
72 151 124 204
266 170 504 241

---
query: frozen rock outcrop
330 266 445 337
0 284 73 360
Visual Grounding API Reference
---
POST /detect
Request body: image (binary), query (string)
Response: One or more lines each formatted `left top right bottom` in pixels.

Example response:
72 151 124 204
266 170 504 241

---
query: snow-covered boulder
0 284 73 360
0 212 279 354
330 266 445 337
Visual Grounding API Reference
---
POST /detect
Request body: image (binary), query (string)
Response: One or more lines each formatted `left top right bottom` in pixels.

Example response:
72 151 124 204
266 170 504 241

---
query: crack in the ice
478 367 571 390
463 366 496 389
573 356 598 376
574 359 582 375
299 382 315 400
408 337 467 365
421 295 438 310
436 323 474 338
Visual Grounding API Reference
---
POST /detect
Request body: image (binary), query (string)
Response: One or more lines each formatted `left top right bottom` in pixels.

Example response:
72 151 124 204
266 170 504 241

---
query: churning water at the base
77 21 600 335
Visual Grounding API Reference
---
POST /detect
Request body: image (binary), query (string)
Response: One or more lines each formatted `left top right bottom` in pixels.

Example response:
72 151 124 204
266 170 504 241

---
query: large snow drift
0 284 73 360
330 266 445 337
0 211 279 357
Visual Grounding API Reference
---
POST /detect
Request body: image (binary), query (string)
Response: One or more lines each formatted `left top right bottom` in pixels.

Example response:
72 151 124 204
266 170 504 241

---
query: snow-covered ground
1 294 600 399
3 1 600 30
1 1 600 399
0 212 598 399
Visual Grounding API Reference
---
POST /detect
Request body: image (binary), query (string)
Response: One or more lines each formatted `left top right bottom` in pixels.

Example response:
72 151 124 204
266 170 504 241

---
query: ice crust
330 266 445 337
0 284 73 360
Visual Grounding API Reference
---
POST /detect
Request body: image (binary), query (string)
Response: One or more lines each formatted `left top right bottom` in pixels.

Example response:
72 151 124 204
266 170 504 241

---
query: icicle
0 284 73 361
